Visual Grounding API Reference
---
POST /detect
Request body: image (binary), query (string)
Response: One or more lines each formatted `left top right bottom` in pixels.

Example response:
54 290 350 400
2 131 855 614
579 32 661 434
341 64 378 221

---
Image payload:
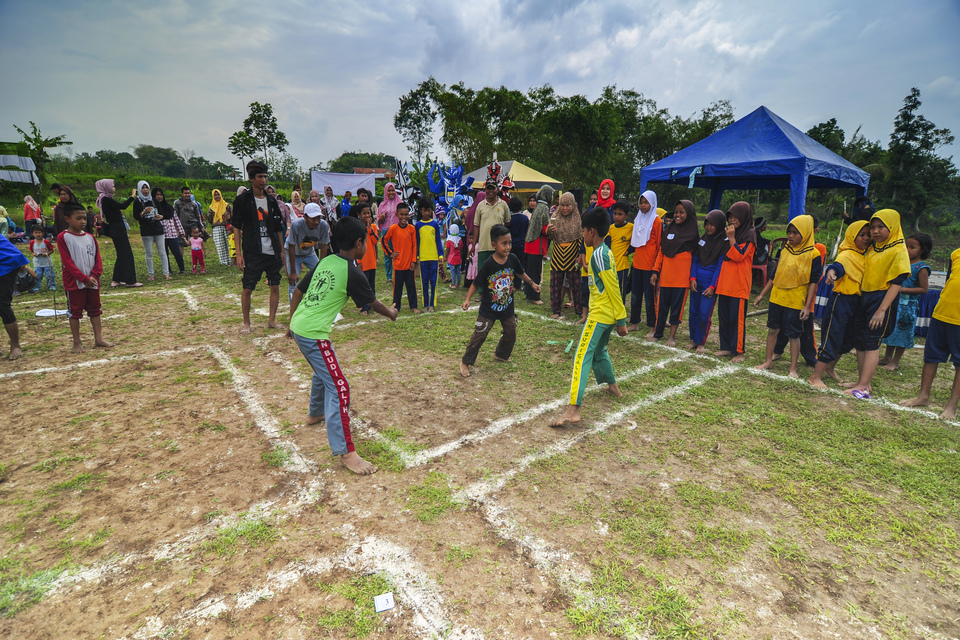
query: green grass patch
49 512 82 531
57 527 111 555
406 472 461 523
316 573 394 637
0 561 72 618
32 454 86 473
444 545 477 567
261 445 291 468
202 517 278 556
45 473 106 495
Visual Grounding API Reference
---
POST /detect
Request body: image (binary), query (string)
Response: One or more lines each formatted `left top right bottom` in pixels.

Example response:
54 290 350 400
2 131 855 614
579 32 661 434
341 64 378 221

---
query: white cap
304 203 323 218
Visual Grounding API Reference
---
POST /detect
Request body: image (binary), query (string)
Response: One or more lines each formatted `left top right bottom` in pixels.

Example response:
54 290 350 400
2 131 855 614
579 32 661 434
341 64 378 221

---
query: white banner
310 171 376 196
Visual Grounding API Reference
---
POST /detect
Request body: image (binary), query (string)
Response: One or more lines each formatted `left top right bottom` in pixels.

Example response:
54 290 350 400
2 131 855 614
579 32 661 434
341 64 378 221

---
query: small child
29 226 57 292
809 221 872 389
845 209 911 397
459 224 540 377
901 246 960 420
773 216 826 366
687 209 727 353
714 202 756 363
651 200 698 346
880 233 932 370
607 201 634 304
551 208 627 427
357 203 379 316
381 202 419 314
288 217 397 475
414 196 443 312
57 203 113 353
445 223 463 288
753 215 822 378
189 227 205 274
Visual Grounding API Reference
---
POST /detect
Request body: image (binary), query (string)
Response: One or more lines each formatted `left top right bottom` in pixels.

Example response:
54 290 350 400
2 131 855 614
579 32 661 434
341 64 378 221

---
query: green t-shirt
290 254 375 340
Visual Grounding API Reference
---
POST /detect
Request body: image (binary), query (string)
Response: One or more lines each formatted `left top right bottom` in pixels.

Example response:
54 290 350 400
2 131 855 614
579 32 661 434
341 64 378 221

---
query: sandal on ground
851 389 871 400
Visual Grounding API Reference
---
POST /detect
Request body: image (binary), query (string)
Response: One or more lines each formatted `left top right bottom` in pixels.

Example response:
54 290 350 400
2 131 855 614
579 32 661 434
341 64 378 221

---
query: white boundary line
0 347 202 379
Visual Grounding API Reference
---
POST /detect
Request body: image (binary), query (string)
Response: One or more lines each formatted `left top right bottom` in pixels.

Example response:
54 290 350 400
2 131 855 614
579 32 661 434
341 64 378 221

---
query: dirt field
1 269 958 639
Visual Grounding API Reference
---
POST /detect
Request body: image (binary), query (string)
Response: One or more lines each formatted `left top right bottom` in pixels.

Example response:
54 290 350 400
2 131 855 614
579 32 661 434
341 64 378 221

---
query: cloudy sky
2 0 958 172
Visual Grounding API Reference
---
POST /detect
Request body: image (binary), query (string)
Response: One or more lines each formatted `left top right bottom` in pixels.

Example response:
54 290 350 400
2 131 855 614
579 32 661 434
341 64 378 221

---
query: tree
882 88 957 230
134 145 186 177
806 118 846 154
232 102 289 167
326 151 397 174
394 79 438 165
12 121 72 183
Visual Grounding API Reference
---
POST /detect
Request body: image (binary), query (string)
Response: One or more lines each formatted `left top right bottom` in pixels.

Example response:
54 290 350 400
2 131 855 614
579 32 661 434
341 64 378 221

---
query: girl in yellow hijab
845 209 911 397
753 215 821 377
808 220 871 389
209 189 233 266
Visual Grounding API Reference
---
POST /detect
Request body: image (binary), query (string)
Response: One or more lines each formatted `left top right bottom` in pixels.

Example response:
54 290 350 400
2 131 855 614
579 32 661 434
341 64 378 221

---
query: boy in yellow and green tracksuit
551 208 628 427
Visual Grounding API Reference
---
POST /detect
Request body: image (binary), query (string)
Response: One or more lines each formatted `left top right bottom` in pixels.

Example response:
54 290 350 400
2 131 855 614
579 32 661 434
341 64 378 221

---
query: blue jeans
288 252 320 300
384 253 393 282
448 263 462 287
420 260 438 307
31 266 56 292
293 332 354 456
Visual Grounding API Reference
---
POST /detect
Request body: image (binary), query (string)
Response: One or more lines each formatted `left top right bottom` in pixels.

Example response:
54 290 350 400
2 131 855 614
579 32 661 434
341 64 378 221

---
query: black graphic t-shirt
474 253 524 320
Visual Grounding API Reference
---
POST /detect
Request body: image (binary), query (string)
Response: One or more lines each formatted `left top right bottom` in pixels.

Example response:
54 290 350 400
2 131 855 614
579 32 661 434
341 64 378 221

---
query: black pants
525 254 543 301
630 267 656 326
462 315 517 365
165 238 185 273
392 268 418 309
654 287 687 338
774 314 817 365
361 269 377 312
717 295 747 355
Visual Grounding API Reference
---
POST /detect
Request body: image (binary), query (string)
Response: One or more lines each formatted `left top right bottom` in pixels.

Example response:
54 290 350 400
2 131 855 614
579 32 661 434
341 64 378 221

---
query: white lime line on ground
463 364 738 503
164 287 199 311
0 347 202 379
405 353 692 467
121 534 485 640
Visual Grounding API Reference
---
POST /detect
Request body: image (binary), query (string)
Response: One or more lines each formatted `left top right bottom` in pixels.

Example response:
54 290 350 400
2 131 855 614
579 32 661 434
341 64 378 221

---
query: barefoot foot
341 451 377 475
493 355 511 362
72 344 84 354
730 354 744 363
306 415 324 425
788 369 799 379
695 346 706 354
240 324 252 335
606 383 623 398
714 350 732 357
665 338 676 347
550 405 581 428
808 377 828 390
899 396 930 408
684 342 696 350
755 361 772 371
459 361 471 377
7 346 22 361
645 331 655 340
268 321 284 330
626 324 639 332
94 340 114 349
881 362 899 371
941 407 957 420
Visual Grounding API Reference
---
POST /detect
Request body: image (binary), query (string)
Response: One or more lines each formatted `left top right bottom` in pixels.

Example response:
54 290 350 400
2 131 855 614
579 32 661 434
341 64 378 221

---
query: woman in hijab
289 190 305 220
546 192 583 320
96 179 141 287
595 179 616 218
155 187 187 275
651 200 699 344
628 190 661 333
377 182 402 283
523 185 554 303
53 186 90 236
23 196 43 236
844 208 911 397
208 189 232 266
714 201 756 361
688 209 727 352
132 180 170 281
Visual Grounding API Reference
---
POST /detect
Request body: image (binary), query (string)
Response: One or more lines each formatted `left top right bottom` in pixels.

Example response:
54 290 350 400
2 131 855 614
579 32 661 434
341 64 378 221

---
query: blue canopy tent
639 106 870 220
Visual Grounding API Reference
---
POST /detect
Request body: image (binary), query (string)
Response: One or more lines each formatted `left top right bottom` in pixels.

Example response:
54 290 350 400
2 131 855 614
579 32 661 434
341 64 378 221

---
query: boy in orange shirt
381 202 419 314
650 200 697 346
356 202 379 316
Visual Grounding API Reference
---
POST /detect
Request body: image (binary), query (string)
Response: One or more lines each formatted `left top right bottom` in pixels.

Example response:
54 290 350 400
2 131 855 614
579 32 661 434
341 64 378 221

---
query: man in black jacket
232 160 285 334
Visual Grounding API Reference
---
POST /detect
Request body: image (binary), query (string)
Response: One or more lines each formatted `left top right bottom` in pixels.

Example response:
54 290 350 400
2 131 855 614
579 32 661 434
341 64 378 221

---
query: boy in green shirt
288 217 397 474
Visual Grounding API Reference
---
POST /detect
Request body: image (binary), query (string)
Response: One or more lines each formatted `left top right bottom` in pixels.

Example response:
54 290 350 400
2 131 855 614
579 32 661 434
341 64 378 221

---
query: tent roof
0 152 37 184
640 106 869 218
465 160 562 191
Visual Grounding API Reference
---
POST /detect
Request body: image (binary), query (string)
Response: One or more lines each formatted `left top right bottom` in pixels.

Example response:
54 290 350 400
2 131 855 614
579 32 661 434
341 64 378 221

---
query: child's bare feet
881 362 899 371
685 342 696 350
714 350 732 357
771 353 782 362
840 381 858 389
72 343 84 354
788 368 799 379
626 324 639 332
730 354 744 363
899 396 930 408
94 339 113 349
808 375 828 390
941 406 957 420
695 345 705 354
645 330 655 340
878 357 891 366
341 451 377 475
268 321 284 330
665 338 676 347
459 361 471 377
306 415 324 425
8 346 22 361
606 383 622 397
755 361 772 371
240 323 252 335
575 317 586 325
551 313 562 320
827 366 843 383
550 404 581 427
413 308 421 315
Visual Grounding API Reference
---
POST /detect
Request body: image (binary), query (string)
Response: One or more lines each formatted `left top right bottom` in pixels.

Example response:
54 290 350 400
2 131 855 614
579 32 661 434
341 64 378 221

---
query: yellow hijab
862 209 910 292
833 221 868 295
210 189 228 224
773 214 817 290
